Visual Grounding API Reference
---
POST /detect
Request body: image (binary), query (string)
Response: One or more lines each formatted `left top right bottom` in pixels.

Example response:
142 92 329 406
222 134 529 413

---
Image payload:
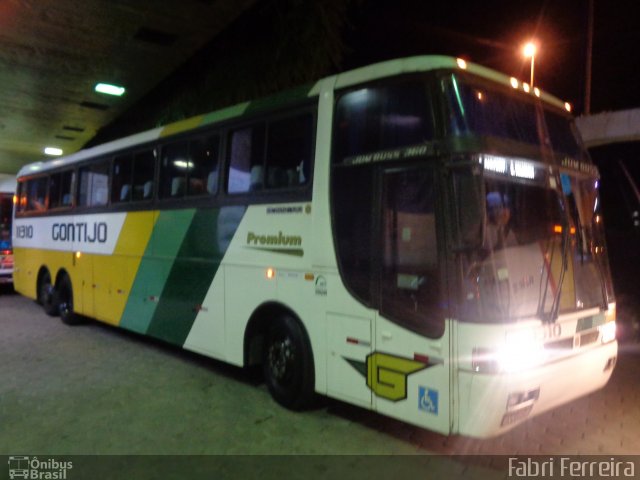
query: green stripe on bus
119 209 196 334
201 102 250 127
145 206 246 346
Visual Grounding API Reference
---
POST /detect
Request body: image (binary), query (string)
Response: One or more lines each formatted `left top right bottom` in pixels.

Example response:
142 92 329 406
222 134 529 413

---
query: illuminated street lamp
523 42 537 87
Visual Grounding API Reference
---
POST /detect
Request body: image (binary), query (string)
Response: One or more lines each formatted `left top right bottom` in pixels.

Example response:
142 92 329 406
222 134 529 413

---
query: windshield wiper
536 224 569 323
549 224 570 322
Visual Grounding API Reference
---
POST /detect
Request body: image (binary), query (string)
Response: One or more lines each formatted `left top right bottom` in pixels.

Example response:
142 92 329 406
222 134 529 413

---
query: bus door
373 165 451 434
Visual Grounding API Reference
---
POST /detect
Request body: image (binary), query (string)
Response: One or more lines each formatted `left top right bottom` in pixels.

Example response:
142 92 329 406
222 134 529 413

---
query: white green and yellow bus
13 56 618 437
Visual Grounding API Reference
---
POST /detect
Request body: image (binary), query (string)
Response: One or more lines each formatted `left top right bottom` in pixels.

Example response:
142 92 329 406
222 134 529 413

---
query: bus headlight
599 303 616 344
496 330 546 372
472 330 546 374
599 321 616 344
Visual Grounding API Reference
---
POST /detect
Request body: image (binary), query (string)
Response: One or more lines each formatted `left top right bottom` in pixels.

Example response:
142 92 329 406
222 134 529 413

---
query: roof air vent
80 101 109 111
134 27 178 46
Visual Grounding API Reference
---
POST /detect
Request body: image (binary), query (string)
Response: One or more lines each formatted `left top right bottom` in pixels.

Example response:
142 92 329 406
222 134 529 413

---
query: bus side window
265 113 312 189
189 134 219 196
25 177 48 212
334 82 435 162
160 141 189 199
112 155 132 204
79 161 109 207
16 181 27 213
227 124 266 194
132 150 156 201
49 170 75 209
61 170 75 207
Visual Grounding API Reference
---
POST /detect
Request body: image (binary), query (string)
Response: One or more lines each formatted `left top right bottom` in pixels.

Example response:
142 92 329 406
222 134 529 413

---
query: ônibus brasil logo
8 456 72 479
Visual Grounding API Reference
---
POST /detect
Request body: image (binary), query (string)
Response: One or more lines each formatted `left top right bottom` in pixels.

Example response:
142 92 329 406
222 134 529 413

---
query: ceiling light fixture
95 83 126 96
44 147 63 156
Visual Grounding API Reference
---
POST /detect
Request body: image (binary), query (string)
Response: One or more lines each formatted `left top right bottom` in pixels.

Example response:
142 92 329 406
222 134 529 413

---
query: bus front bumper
456 340 618 438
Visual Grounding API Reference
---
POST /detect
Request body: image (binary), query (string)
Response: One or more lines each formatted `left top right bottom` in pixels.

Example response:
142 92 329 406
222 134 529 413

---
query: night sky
343 0 640 115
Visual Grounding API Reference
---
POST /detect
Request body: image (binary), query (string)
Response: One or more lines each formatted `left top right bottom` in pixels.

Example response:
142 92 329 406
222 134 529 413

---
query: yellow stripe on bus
93 211 158 326
160 115 205 138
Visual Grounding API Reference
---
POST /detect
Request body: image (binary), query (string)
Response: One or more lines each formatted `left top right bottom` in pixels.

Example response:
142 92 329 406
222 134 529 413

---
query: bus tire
38 270 58 317
57 275 80 325
263 314 315 411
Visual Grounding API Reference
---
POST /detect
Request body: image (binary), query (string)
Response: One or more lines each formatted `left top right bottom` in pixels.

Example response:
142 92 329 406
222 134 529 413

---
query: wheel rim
59 300 71 318
39 274 52 304
267 335 295 384
59 285 72 318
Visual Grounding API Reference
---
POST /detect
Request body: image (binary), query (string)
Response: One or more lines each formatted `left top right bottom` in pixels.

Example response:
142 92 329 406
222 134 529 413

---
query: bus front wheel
263 314 315 411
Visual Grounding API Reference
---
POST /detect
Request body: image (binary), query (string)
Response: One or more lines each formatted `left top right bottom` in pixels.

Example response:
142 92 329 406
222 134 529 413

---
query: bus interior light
553 225 563 234
174 160 194 169
266 268 275 279
456 58 467 70
564 102 572 112
523 83 531 93
510 77 519 89
534 87 541 97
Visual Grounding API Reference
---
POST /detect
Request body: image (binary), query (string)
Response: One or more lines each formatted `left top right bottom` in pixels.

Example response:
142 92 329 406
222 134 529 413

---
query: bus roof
18 55 569 178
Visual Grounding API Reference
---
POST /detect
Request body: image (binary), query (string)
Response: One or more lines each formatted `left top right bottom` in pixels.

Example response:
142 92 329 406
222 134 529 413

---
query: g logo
366 352 428 401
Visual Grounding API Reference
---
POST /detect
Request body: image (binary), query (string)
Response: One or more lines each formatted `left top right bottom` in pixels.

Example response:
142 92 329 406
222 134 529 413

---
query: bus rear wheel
57 275 80 325
38 270 58 316
263 315 314 411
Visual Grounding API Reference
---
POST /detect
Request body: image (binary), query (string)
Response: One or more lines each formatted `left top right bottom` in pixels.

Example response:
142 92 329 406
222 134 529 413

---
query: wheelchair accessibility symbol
418 386 438 415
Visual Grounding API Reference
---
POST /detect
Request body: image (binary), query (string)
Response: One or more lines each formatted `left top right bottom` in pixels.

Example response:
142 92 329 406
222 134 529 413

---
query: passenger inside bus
0 226 10 250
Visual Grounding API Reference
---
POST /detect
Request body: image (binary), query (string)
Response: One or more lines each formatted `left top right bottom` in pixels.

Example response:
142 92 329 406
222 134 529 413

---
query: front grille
545 330 600 353
545 337 573 352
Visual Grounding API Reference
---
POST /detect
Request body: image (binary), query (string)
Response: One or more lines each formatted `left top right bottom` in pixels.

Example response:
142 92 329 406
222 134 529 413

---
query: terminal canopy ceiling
0 0 255 174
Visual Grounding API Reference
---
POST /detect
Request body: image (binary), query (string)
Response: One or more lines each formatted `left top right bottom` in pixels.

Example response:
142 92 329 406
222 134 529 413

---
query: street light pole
584 0 594 114
523 42 537 87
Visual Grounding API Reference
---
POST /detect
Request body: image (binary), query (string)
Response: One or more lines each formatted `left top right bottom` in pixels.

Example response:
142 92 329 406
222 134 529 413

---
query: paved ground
1 286 638 479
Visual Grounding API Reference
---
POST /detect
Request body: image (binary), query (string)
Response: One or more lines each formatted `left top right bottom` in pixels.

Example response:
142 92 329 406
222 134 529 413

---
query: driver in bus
485 191 514 250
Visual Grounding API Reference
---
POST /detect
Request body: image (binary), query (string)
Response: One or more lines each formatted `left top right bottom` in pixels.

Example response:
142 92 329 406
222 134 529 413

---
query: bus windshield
457 169 611 323
457 169 569 321
444 73 585 159
442 73 612 323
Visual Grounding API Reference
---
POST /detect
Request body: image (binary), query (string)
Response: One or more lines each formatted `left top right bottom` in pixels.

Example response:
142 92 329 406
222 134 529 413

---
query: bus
0 174 16 285
12 56 617 438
